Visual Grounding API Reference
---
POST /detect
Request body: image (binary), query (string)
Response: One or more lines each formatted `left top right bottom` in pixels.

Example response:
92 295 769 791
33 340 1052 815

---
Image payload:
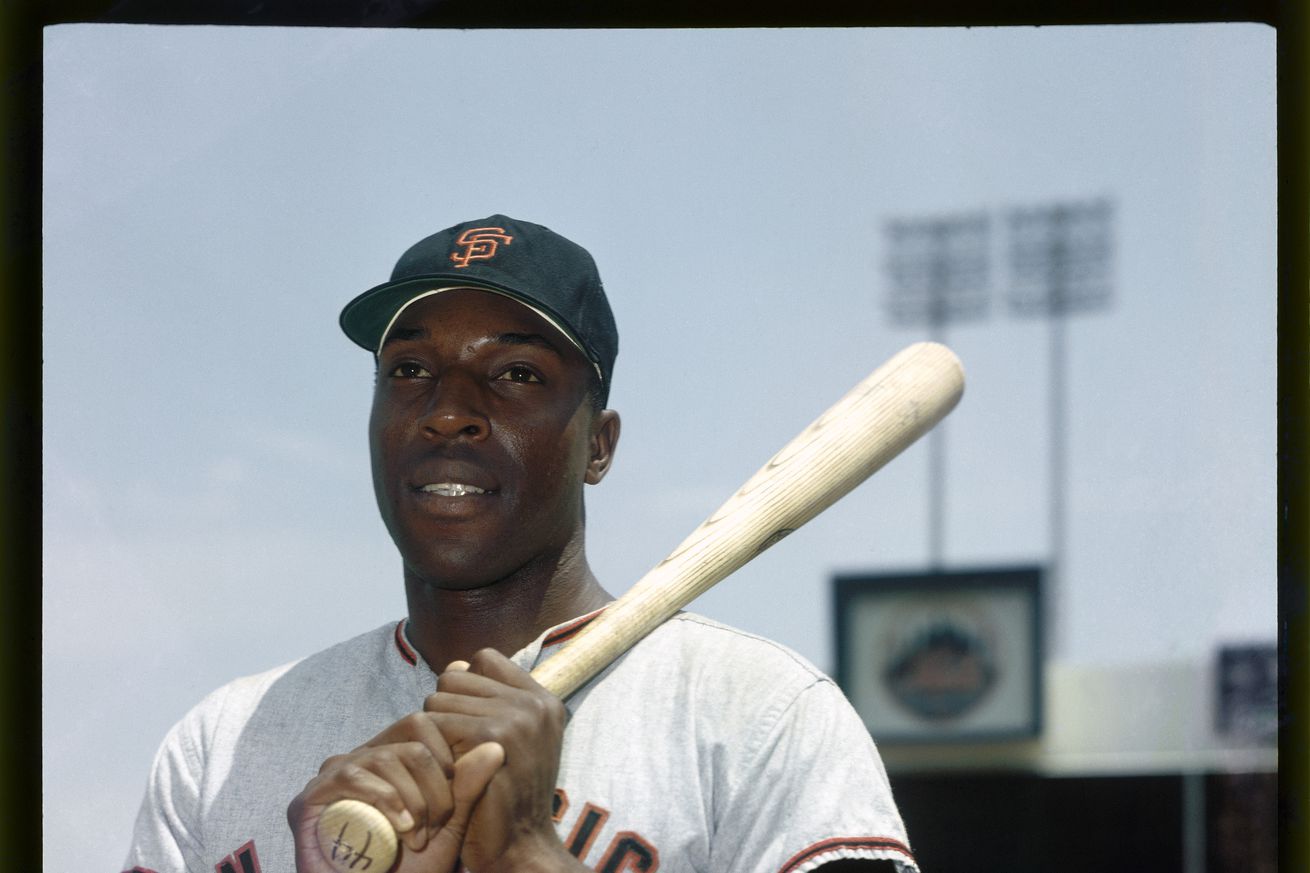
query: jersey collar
392 606 609 672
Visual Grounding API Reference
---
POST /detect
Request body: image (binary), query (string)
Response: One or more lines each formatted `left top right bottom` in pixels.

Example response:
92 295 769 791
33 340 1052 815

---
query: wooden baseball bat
315 341 965 872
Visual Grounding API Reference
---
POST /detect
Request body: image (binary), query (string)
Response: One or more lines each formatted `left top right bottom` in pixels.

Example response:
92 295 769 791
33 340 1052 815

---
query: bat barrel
531 340 963 699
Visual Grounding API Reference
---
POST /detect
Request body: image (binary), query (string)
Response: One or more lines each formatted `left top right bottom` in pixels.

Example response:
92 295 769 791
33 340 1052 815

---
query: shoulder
589 611 845 730
645 611 830 686
166 623 400 746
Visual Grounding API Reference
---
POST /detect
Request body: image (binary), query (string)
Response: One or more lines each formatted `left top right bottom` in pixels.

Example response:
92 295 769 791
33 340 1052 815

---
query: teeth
420 483 487 497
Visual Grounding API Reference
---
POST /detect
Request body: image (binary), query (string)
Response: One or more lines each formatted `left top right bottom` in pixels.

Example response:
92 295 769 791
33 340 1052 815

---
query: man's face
369 288 616 590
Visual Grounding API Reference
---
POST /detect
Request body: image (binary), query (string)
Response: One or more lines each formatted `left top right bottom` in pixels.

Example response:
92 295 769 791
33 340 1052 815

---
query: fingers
428 650 556 716
350 760 419 835
466 647 543 689
424 691 565 761
361 742 453 853
442 648 542 691
358 710 457 774
291 658 521 872
425 656 528 735
312 758 434 854
453 741 506 804
427 652 567 762
300 712 460 856
421 742 506 863
433 662 516 699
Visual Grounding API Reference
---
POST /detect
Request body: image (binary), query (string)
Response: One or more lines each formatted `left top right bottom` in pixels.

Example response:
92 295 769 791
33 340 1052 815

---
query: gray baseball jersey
123 610 916 873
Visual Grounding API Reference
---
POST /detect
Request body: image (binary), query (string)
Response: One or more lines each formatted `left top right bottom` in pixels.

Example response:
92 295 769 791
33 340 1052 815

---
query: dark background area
894 772 1276 873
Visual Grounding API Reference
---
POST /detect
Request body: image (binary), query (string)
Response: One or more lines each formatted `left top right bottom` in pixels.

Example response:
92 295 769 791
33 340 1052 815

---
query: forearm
480 831 593 873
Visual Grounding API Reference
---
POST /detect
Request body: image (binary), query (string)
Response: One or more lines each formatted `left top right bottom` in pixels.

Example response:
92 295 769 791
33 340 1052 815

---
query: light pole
884 212 991 569
1007 197 1114 659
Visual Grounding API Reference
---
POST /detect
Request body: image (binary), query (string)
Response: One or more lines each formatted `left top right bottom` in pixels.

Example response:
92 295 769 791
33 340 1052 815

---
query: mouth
406 479 498 520
418 482 492 497
404 458 500 516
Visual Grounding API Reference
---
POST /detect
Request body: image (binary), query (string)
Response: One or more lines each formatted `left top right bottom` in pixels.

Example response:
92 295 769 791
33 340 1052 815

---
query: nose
420 372 489 441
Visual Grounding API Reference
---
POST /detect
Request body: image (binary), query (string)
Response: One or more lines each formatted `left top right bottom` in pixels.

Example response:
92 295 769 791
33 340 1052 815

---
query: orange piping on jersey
778 836 916 872
542 606 608 648
393 620 418 666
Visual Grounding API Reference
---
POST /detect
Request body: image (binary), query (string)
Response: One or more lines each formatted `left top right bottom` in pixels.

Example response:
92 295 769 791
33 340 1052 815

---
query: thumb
423 742 505 859
453 741 506 805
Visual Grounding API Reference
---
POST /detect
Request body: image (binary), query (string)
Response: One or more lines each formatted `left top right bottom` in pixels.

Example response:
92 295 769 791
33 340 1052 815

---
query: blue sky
42 24 1275 871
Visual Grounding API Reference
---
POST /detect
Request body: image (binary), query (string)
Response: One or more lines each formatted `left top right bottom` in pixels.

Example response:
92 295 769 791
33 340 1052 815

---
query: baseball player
123 215 916 873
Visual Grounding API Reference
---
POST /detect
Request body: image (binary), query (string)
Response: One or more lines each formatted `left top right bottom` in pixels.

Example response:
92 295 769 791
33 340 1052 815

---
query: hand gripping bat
314 341 965 871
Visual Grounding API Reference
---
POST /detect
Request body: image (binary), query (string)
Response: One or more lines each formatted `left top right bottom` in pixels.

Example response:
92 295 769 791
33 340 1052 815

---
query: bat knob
316 799 399 873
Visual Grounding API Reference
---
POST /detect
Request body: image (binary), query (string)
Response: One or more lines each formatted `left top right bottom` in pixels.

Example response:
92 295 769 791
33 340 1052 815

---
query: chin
402 548 520 592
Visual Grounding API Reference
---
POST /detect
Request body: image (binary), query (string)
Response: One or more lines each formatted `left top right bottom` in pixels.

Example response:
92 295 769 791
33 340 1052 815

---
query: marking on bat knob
328 822 375 870
755 528 795 555
317 799 396 872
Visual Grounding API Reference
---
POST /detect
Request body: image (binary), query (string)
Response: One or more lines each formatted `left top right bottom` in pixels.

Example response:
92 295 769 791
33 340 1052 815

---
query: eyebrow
379 326 427 349
379 327 563 357
494 332 564 356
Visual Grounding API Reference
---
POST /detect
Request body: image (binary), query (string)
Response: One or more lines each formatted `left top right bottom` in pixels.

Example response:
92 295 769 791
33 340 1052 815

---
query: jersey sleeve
120 703 212 873
706 677 918 873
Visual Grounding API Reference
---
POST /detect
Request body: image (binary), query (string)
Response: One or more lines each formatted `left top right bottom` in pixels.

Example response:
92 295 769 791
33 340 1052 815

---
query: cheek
367 404 405 499
514 423 588 502
549 420 595 494
369 392 410 453
367 409 386 473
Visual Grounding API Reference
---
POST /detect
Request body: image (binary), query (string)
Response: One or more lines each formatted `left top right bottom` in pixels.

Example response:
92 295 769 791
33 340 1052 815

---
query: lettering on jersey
450 227 513 268
597 831 660 872
564 802 611 859
554 789 658 869
214 840 262 873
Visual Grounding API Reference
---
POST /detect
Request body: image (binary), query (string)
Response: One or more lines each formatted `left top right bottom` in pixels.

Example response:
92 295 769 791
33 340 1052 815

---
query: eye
497 365 543 384
389 361 432 379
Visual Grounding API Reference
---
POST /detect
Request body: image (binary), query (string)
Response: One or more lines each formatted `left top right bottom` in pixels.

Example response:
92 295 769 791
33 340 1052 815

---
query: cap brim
339 276 601 381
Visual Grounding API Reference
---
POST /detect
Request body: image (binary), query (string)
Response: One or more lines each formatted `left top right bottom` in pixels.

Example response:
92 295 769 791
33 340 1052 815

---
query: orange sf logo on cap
450 227 513 268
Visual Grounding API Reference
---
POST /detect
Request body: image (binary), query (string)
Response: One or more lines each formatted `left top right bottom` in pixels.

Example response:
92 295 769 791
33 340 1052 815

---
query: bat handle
310 661 561 871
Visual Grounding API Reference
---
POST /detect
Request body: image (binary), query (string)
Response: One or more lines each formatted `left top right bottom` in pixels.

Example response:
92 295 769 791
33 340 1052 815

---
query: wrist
481 829 586 873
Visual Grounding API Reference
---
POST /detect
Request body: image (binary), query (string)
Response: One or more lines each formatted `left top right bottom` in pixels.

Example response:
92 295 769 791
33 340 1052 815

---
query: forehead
381 289 596 382
387 287 557 336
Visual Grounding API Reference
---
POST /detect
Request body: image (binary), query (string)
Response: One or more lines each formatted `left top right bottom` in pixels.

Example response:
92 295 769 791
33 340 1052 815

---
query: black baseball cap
340 214 618 406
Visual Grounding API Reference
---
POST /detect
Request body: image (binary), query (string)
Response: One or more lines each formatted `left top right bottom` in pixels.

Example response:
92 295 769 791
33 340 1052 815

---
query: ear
585 409 621 485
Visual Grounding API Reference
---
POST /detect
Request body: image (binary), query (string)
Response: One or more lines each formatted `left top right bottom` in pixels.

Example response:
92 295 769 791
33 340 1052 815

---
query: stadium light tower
1007 197 1114 659
884 212 991 568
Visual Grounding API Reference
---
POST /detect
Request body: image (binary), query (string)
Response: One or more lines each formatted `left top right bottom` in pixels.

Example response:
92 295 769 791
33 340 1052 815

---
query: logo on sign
881 605 998 721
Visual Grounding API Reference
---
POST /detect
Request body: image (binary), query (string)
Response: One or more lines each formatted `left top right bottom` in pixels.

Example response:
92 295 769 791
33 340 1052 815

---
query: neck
402 535 612 673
